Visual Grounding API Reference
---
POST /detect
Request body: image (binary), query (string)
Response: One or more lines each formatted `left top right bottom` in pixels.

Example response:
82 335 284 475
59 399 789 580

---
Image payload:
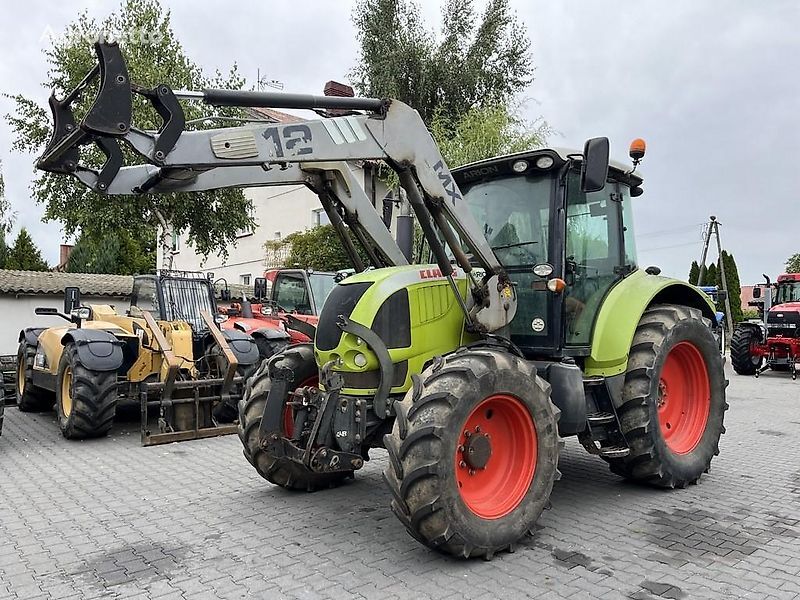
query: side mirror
752 287 761 299
220 288 231 301
64 286 81 313
580 137 610 193
717 289 728 301
254 277 267 300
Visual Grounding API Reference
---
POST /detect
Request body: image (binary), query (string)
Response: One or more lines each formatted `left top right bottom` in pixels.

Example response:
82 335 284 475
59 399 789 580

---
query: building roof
0 270 133 297
249 106 307 124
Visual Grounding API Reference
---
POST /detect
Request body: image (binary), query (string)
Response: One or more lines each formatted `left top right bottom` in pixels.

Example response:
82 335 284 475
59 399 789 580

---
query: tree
720 251 743 322
67 230 155 274
351 0 533 129
786 253 800 274
431 103 548 168
704 263 717 287
6 0 253 268
277 225 369 272
5 229 49 271
688 260 700 285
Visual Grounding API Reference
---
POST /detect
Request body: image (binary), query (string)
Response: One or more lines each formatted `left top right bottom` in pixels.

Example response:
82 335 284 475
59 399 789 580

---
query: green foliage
431 104 547 168
67 230 155 274
351 0 532 129
697 252 743 322
786 253 800 274
688 260 700 285
5 228 49 271
5 0 253 261
280 226 369 272
720 251 743 322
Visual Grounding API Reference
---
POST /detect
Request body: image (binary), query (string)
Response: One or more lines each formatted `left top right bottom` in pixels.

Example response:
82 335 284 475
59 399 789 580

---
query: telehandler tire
605 304 727 488
384 348 560 559
55 344 118 439
15 341 53 412
238 344 352 490
730 326 762 375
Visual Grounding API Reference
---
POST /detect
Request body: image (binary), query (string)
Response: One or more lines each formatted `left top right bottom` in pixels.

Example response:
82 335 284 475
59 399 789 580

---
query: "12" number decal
262 125 313 158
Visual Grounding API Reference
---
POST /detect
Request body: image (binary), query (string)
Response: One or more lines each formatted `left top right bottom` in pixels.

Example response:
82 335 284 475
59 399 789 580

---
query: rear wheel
56 345 118 439
16 341 53 412
730 326 762 375
238 344 351 491
606 305 727 488
384 349 560 559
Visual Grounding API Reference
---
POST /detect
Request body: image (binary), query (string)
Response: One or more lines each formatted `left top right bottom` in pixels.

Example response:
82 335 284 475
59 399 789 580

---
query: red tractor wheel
605 304 727 488
384 349 560 559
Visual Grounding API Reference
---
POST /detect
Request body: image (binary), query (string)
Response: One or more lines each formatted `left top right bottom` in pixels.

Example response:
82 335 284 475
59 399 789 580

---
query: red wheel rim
657 342 711 454
455 394 537 520
283 375 318 437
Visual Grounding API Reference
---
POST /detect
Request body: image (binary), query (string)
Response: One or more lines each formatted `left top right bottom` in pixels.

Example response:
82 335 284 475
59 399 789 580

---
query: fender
250 327 291 343
61 329 124 372
585 269 717 377
216 329 260 366
19 327 47 347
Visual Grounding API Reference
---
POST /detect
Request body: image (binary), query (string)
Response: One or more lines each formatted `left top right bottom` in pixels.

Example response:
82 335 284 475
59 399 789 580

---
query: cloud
1 0 796 283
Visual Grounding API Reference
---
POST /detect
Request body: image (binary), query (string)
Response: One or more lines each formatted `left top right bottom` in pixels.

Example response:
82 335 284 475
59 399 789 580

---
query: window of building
171 231 180 253
312 208 331 227
240 273 252 286
236 205 257 238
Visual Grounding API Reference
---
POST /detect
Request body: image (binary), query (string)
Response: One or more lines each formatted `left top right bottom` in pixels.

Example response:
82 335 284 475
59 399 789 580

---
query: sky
0 0 797 283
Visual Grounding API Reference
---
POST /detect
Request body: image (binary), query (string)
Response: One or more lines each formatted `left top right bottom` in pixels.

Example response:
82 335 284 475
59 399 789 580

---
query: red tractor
219 268 343 361
731 273 800 379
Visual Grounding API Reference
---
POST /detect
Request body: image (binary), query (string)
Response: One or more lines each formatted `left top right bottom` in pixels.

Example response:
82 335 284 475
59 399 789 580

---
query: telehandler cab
37 40 727 558
17 270 260 444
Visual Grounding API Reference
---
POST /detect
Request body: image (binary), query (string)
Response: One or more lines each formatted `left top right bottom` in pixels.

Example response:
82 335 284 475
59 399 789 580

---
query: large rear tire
606 305 727 488
15 341 53 412
56 345 118 439
384 349 560 559
730 326 762 375
237 344 352 491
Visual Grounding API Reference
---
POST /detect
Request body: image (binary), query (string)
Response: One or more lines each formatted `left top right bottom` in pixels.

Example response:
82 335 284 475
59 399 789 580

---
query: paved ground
0 364 798 600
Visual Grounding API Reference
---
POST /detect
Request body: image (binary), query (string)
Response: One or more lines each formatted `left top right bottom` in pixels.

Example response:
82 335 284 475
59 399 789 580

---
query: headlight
214 314 228 324
260 305 273 316
512 159 529 173
535 155 555 169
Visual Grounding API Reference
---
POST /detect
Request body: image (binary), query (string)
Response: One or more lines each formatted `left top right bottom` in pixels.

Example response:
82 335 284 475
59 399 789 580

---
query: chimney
59 244 73 270
323 81 355 117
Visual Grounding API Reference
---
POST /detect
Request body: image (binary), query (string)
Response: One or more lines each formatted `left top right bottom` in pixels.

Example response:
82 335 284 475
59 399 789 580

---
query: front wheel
730 326 762 375
606 304 727 488
56 345 118 439
384 349 560 559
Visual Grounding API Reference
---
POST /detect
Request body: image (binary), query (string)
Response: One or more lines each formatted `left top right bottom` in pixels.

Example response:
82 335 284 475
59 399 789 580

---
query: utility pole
697 215 734 334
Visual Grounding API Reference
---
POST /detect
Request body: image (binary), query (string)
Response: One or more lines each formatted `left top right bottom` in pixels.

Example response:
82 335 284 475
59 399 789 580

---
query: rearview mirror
254 277 267 300
752 287 761 299
64 286 81 313
581 137 610 193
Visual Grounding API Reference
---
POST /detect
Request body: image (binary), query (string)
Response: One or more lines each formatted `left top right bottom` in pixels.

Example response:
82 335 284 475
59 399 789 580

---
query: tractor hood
770 302 800 313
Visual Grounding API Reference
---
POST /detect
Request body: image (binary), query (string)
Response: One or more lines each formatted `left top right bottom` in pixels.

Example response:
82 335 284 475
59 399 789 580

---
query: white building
160 107 391 286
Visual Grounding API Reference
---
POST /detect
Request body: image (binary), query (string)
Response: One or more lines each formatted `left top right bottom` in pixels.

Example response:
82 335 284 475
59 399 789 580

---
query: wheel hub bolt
469 468 476 476
459 460 467 468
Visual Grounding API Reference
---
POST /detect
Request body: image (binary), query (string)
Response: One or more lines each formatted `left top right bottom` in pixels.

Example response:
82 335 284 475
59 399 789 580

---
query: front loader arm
37 40 516 332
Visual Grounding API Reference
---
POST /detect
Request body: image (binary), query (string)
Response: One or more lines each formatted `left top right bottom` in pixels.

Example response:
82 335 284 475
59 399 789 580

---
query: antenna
256 68 284 91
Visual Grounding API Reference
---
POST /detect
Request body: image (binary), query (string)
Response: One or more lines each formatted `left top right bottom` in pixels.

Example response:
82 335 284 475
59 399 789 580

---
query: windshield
775 282 800 305
462 175 552 267
131 276 160 317
161 277 216 332
308 273 336 311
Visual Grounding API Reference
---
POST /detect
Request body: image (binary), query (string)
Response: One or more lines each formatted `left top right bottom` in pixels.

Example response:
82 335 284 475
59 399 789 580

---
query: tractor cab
453 144 643 358
129 271 220 339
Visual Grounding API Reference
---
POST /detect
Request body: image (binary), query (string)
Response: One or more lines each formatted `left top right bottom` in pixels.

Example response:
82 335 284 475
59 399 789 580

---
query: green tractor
38 41 726 559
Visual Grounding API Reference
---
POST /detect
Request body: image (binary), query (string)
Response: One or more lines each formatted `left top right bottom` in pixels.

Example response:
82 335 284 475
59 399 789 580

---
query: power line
636 223 704 238
639 240 700 252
